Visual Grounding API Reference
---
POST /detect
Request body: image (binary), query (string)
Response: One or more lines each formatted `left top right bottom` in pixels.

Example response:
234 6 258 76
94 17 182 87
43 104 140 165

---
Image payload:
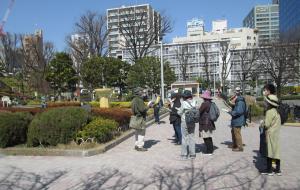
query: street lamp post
160 39 164 103
213 64 216 97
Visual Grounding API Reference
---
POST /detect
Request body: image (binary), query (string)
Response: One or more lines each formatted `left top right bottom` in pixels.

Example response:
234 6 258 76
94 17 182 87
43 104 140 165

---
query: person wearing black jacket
169 93 182 145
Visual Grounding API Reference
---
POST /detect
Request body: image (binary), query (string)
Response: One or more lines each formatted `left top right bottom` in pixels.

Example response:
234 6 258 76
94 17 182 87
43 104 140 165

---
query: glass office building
280 0 300 41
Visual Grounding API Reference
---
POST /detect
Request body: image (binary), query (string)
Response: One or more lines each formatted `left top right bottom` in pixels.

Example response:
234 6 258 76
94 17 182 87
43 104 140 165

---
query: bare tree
72 11 110 57
175 45 189 81
260 42 300 98
219 41 234 92
199 42 211 86
232 47 261 95
118 8 172 63
19 34 55 94
0 33 18 74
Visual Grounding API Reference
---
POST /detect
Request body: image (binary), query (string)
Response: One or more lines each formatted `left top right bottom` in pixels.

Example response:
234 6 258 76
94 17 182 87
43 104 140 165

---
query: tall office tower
107 4 161 59
243 4 279 44
279 0 300 41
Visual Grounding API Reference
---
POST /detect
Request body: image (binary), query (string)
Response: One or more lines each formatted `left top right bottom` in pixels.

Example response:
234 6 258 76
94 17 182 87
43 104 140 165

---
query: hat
235 87 241 92
201 90 212 100
182 90 192 98
133 87 143 95
264 94 279 107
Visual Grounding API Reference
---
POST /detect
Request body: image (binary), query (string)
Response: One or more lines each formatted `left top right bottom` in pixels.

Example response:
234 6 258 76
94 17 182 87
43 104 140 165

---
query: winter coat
131 96 148 119
199 100 215 132
169 98 181 125
178 98 196 133
229 96 246 127
263 108 281 159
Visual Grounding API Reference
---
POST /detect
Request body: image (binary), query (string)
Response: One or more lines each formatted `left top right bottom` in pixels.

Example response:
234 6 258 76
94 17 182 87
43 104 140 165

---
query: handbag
129 115 146 129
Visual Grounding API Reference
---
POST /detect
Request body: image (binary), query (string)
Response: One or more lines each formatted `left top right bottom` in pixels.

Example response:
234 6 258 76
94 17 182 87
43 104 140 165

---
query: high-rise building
107 4 161 59
279 0 300 41
144 19 258 82
243 4 279 44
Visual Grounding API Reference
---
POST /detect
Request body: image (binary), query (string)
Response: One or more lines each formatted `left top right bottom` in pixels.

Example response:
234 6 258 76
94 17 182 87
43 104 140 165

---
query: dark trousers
173 123 182 144
203 137 214 153
267 157 281 172
259 128 267 157
231 127 243 149
154 107 160 122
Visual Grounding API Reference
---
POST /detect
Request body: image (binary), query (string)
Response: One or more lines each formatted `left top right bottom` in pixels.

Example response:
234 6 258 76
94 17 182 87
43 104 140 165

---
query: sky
1 0 272 51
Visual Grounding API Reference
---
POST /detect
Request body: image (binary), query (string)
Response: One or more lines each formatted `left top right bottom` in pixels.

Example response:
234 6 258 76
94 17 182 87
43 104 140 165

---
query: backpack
278 103 290 124
209 102 220 122
185 102 200 124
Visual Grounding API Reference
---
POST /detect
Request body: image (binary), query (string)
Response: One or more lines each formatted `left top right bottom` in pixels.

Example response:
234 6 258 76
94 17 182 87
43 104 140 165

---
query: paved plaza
0 99 300 190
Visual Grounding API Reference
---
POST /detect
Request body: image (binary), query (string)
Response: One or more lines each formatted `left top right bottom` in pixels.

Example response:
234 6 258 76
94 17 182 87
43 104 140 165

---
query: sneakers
232 148 244 152
260 170 274 176
274 170 282 176
189 155 196 160
135 146 148 151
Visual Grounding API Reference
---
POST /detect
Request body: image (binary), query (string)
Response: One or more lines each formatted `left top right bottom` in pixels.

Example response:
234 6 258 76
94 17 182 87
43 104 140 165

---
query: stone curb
0 112 170 157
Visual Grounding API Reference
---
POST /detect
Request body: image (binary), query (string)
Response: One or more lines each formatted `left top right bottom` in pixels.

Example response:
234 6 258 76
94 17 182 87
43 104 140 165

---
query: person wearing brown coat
199 90 216 155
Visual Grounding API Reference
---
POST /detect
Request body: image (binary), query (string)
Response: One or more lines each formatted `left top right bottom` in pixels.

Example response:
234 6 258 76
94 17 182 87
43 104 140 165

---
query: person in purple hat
199 90 216 155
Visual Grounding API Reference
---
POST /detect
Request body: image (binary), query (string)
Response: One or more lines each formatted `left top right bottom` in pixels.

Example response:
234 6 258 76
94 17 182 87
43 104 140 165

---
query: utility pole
160 39 164 103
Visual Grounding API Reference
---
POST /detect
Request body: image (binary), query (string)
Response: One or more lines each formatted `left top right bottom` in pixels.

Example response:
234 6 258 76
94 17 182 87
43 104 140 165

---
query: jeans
173 123 182 144
181 122 195 157
154 107 160 122
135 129 146 148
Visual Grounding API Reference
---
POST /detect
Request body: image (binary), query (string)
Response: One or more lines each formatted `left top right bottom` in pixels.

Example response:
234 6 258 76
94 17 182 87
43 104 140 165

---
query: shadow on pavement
144 140 160 149
0 166 67 190
1 158 300 190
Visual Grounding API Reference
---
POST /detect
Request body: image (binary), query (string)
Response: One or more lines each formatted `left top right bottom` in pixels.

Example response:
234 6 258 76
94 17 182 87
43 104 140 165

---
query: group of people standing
130 83 282 175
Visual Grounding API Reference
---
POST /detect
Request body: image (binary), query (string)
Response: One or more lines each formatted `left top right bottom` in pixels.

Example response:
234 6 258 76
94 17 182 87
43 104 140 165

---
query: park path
0 98 300 190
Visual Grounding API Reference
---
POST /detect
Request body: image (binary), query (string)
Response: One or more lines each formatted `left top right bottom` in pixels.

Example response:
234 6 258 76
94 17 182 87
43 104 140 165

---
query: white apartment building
107 4 161 59
158 19 258 85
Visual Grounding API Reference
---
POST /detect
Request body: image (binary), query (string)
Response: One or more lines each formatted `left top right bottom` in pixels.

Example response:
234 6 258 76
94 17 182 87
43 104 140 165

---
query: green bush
77 118 118 144
0 112 33 148
250 104 264 117
110 102 131 108
27 107 89 147
281 86 295 95
280 95 300 100
89 101 100 107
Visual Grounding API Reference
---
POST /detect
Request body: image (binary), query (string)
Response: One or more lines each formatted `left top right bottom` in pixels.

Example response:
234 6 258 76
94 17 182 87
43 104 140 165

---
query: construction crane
0 0 15 36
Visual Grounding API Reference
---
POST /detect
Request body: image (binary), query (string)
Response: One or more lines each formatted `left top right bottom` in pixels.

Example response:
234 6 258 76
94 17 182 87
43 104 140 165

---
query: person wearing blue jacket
228 87 246 152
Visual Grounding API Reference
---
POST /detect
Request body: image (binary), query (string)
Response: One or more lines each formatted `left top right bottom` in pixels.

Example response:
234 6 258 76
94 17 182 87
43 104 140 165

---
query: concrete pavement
0 98 300 190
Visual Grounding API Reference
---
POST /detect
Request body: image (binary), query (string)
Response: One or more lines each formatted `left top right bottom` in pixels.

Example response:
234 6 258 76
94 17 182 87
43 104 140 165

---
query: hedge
256 95 300 101
27 107 89 147
47 101 81 108
77 118 119 144
89 101 131 108
91 108 131 131
0 112 33 148
0 107 44 115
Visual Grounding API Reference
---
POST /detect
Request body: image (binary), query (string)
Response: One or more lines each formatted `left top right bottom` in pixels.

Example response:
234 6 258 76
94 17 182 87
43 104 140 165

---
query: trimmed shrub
47 101 81 108
0 107 44 115
0 112 33 148
250 104 264 117
77 118 119 144
91 108 131 131
89 101 100 107
110 102 131 108
27 107 89 147
256 95 300 101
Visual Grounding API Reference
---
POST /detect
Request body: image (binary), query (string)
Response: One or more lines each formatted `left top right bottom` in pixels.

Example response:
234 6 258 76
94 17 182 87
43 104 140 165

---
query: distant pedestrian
130 87 150 151
153 93 163 124
260 94 282 176
199 90 215 155
177 90 196 159
169 92 182 145
227 87 246 152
